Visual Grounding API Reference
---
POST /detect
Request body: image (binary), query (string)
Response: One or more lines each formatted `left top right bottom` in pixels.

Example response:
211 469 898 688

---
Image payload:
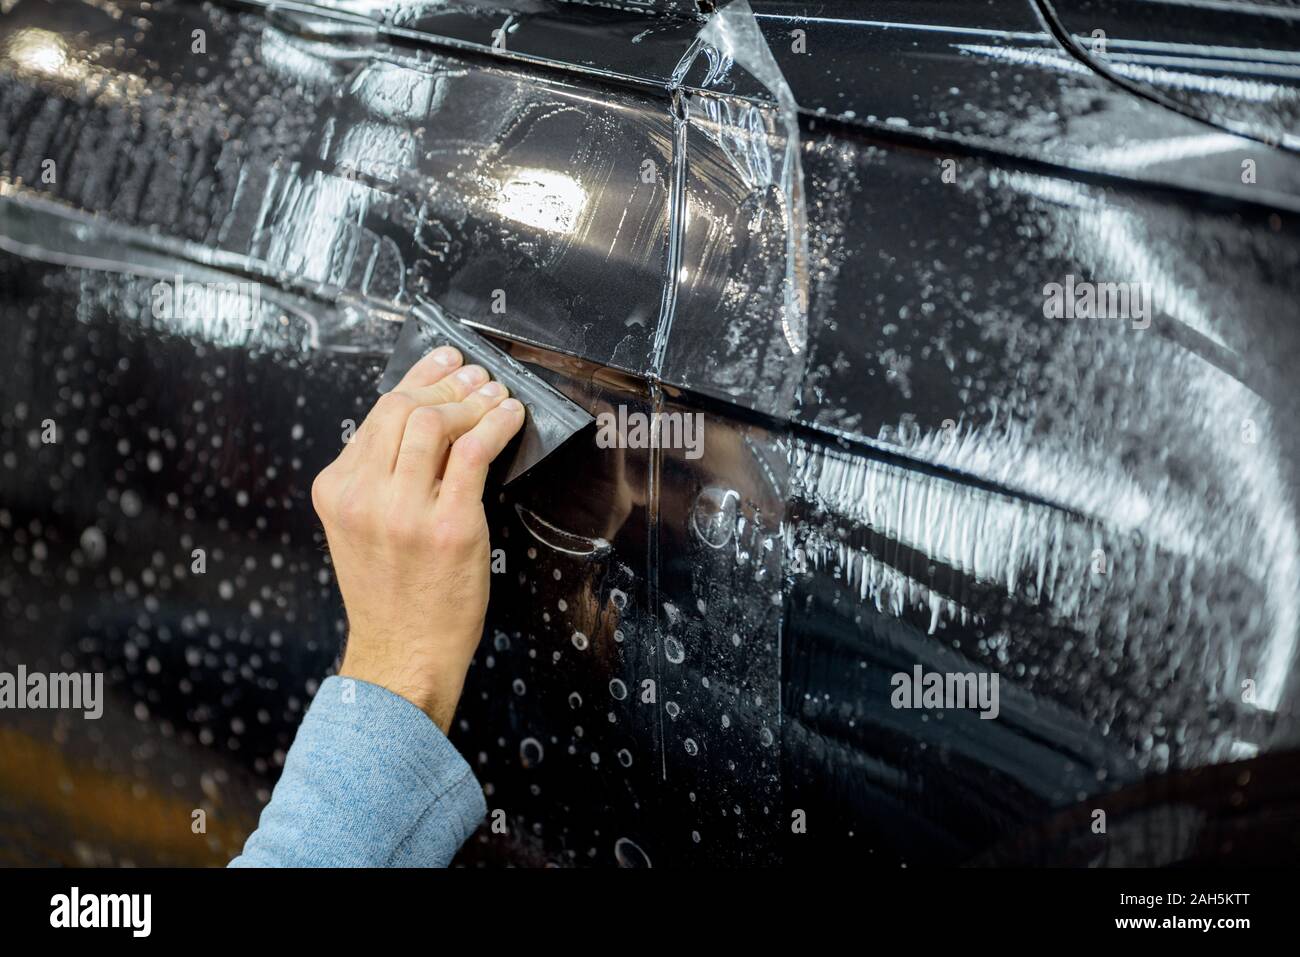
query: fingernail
478 381 506 398
457 365 488 386
501 398 524 414
432 346 459 366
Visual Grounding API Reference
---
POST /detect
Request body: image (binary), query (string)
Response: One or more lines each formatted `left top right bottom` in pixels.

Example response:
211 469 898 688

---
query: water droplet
613 836 651 868
120 490 142 518
78 526 106 563
520 737 544 767
664 637 685 664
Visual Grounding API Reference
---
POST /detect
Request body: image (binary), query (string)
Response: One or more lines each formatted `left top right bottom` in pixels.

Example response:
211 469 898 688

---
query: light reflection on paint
493 167 588 234
5 28 70 79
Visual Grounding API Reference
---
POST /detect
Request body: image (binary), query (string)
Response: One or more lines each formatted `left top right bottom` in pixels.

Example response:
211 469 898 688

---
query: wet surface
1047 0 1300 151
0 0 1298 866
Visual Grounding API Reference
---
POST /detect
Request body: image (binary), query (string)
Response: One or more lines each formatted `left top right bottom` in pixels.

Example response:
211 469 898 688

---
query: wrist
338 652 466 734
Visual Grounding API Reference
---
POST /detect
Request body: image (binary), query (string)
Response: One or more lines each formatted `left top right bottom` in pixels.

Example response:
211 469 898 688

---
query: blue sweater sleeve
229 675 486 867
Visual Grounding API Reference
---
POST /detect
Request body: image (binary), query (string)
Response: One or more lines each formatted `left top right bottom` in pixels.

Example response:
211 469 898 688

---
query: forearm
229 675 485 867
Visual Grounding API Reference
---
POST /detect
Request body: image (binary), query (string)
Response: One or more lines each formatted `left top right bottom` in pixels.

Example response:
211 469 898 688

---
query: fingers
402 364 490 408
428 380 511 454
394 346 462 391
435 399 526 520
351 390 421 479
333 349 476 473
351 364 492 480
393 381 510 487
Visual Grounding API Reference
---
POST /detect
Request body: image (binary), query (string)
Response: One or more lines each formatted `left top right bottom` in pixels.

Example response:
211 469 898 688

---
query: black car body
1 0 1298 866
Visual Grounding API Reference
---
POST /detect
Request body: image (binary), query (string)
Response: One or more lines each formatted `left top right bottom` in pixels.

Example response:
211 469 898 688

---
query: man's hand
310 346 525 732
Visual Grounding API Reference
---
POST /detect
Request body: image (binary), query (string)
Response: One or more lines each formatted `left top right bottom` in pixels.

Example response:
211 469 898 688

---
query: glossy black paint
0 0 1297 866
